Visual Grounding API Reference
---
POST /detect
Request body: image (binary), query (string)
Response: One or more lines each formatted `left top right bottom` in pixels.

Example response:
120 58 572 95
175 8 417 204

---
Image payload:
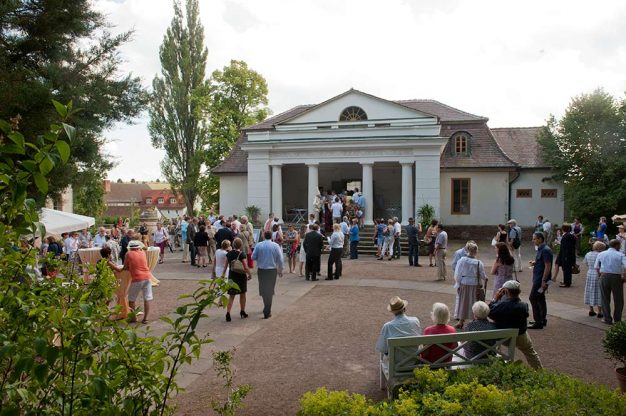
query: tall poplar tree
149 0 209 214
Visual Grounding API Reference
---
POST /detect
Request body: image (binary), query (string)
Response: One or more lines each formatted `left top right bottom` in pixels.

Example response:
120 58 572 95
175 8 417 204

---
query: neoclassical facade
215 90 564 227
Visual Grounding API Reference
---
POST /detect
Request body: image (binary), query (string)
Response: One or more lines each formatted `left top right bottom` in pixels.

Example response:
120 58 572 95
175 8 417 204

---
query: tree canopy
0 0 147 216
149 0 210 214
201 60 270 207
538 89 626 225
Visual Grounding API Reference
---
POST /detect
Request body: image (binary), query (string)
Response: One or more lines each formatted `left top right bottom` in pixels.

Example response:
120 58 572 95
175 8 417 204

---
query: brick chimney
103 180 111 193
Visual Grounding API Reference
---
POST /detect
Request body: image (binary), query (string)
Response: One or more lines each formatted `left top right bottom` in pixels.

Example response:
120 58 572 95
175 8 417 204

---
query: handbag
475 264 486 302
230 251 247 274
572 263 580 274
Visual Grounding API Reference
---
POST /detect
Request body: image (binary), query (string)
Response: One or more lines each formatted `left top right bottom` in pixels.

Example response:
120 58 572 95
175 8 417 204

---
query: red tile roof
105 182 151 203
491 127 546 168
139 189 186 209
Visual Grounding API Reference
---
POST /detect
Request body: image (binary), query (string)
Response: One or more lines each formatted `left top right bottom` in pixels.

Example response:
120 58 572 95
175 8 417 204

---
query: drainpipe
508 168 521 221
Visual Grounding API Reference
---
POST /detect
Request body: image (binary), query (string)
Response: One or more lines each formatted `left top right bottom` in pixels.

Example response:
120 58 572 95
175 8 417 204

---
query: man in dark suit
215 221 234 248
303 223 324 281
187 218 198 266
405 217 422 267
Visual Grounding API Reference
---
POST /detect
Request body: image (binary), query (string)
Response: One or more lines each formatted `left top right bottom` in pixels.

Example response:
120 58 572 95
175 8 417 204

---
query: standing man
119 229 134 264
341 216 350 258
595 239 626 325
180 216 189 263
434 224 448 281
187 217 198 267
542 218 553 246
139 222 149 246
93 227 108 247
507 219 523 272
534 215 544 233
252 230 284 319
331 197 343 224
392 217 401 259
489 280 542 369
406 217 421 267
303 223 324 281
528 232 552 329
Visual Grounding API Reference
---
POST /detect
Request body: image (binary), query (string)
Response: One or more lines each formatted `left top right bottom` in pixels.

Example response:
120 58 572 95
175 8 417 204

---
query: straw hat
387 296 408 313
128 240 145 250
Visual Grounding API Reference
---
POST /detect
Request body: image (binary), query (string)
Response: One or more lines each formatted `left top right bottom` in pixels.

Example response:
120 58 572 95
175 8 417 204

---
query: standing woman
584 241 605 317
379 219 395 260
239 216 253 268
453 242 486 329
572 218 584 257
425 220 439 267
327 223 344 279
225 238 252 321
212 240 231 279
153 222 169 264
298 225 308 277
349 218 360 260
284 224 299 274
194 224 209 268
491 242 515 295
554 223 576 287
494 224 508 244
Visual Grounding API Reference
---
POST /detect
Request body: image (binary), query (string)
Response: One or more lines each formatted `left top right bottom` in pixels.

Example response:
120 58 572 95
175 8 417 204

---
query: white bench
380 328 518 398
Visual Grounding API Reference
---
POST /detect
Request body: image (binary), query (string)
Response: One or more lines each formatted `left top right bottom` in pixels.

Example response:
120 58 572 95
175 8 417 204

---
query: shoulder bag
476 263 486 302
230 251 247 274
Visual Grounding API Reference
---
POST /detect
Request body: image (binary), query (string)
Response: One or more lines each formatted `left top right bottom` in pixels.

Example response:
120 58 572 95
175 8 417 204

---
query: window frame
339 106 368 122
157 197 164 204
451 132 471 156
169 197 177 204
451 178 471 215
516 189 532 198
145 197 152 204
541 189 557 198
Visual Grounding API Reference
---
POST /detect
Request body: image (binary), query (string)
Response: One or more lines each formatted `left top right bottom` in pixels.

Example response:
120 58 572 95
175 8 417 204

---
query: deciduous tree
149 0 209 214
538 89 626 225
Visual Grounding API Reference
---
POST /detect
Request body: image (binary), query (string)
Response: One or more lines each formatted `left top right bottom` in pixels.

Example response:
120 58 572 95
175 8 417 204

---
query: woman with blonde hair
212 239 231 279
327 223 344 280
584 241 605 318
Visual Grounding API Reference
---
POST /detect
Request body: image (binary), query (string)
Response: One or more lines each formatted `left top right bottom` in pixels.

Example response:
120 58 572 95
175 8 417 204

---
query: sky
95 0 626 182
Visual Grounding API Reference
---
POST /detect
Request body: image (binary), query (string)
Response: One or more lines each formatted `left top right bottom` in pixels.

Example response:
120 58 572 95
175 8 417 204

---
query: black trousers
305 254 320 279
529 281 547 325
350 241 359 259
393 237 401 258
327 248 343 279
408 242 419 266
562 263 573 287
190 242 197 265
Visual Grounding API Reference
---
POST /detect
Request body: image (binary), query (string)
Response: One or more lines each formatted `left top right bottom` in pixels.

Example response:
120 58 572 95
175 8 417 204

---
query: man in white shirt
93 227 108 247
330 198 343 224
376 296 422 364
393 217 402 259
64 231 79 262
341 216 350 258
595 239 626 324
542 219 552 245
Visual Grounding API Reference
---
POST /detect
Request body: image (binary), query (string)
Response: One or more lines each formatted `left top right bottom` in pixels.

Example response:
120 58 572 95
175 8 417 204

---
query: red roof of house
139 189 186 209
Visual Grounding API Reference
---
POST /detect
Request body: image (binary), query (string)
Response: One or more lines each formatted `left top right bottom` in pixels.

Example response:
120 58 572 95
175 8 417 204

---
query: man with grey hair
489 280 542 369
595 239 626 325
376 296 422 358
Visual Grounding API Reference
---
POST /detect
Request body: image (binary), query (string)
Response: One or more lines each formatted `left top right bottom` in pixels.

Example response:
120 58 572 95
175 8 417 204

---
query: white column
401 162 414 225
307 164 319 219
361 162 374 226
271 164 283 220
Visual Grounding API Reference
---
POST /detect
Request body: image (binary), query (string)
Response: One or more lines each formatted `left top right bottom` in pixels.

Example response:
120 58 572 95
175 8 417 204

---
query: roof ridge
244 104 315 130
491 126 543 130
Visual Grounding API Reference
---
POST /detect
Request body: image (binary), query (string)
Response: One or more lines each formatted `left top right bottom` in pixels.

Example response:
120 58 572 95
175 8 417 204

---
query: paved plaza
139 241 617 415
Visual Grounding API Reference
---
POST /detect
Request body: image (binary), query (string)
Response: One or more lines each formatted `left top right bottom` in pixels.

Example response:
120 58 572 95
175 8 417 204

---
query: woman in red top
421 302 457 363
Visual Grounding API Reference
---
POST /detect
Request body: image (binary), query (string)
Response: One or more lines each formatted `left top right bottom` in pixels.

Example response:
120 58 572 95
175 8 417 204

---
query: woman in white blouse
453 242 487 329
326 223 344 280
212 239 231 279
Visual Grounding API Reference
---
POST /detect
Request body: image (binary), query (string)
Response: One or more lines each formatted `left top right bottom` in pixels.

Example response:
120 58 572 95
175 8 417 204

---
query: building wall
440 171 510 226
220 175 249 216
510 170 564 227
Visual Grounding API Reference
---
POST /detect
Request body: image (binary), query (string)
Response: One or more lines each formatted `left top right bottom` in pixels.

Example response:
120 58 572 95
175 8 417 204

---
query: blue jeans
350 240 359 259
408 242 419 265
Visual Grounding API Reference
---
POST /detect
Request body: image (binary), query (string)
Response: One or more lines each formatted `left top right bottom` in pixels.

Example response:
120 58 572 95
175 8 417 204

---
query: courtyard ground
141 241 617 415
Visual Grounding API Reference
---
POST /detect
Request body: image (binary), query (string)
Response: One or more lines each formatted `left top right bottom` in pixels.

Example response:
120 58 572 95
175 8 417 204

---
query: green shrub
298 361 626 416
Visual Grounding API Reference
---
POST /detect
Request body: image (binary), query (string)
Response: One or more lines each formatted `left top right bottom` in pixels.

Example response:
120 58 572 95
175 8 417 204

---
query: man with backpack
507 219 523 272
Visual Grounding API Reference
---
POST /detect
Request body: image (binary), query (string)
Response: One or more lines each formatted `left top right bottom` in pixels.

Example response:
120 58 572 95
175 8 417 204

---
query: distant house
139 189 187 220
103 181 187 221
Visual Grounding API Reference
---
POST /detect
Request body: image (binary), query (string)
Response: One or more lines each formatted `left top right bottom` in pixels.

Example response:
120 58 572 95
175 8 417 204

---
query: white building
214 89 564 229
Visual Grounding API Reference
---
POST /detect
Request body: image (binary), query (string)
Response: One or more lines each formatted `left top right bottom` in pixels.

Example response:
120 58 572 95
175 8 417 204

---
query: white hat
128 240 145 250
503 280 521 290
507 219 516 224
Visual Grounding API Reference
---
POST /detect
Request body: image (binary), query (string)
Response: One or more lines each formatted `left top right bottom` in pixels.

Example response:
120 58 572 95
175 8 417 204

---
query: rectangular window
145 198 152 204
451 178 471 214
157 198 164 204
541 189 557 198
516 189 532 198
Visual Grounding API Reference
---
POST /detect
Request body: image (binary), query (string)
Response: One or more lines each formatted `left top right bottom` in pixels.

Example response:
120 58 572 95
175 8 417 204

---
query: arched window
339 106 368 122
452 132 470 155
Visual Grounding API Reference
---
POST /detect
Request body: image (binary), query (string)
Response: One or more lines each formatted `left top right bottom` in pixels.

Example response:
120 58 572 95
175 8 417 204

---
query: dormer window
145 197 152 204
339 106 367 122
170 197 177 204
157 197 164 204
452 132 470 156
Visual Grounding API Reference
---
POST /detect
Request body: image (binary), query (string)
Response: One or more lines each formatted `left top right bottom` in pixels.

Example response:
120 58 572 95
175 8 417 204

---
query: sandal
141 319 148 324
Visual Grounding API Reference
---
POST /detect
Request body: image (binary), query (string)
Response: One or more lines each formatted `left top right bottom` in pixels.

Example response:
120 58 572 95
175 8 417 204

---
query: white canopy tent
39 208 95 236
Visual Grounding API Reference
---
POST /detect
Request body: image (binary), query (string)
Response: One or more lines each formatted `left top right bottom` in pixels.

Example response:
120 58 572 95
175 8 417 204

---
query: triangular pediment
278 89 438 126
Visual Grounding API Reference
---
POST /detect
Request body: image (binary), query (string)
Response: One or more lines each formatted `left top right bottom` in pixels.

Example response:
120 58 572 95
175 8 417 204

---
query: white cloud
94 0 626 180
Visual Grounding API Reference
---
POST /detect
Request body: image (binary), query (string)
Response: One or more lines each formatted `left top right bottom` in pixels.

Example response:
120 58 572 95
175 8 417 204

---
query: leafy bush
417 203 435 231
0 106 248 414
604 321 626 368
298 361 626 416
